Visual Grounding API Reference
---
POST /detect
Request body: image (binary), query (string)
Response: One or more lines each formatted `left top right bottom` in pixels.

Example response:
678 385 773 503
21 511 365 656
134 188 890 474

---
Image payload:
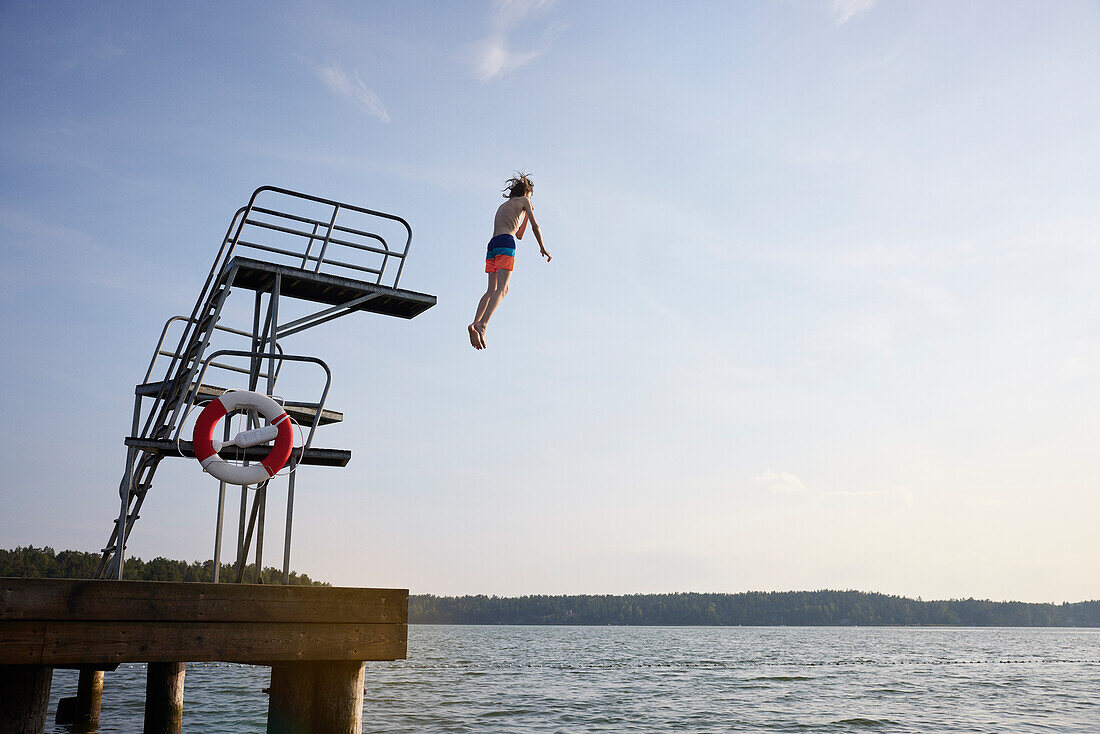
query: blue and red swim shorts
485 233 516 273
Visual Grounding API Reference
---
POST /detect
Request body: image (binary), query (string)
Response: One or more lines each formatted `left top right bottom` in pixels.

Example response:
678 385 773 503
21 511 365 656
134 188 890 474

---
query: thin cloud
756 470 807 494
841 312 894 353
831 0 876 26
472 0 562 81
823 486 914 507
302 57 391 123
474 40 543 81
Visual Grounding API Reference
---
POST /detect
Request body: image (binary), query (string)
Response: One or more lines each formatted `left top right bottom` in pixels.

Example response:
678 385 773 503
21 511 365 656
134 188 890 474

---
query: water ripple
44 627 1100 733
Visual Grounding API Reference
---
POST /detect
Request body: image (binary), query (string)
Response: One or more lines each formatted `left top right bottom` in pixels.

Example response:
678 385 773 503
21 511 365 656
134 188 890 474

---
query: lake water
47 626 1099 732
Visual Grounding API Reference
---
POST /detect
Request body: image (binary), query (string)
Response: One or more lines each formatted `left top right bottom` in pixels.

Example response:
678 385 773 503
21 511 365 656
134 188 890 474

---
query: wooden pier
0 578 407 734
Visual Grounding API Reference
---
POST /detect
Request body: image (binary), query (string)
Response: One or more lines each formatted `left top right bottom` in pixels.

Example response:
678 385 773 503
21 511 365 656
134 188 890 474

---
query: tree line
408 591 1100 627
5 547 1096 625
0 545 325 586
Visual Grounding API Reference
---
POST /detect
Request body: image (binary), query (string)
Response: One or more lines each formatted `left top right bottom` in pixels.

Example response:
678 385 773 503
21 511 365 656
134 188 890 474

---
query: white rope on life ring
192 390 293 485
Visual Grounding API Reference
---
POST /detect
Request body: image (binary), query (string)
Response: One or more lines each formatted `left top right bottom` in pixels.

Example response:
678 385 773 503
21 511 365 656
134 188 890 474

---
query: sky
1 1 1098 603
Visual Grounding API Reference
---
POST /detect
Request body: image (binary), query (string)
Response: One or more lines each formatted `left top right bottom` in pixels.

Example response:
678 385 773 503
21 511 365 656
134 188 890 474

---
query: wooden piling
268 663 314 734
313 661 365 734
0 664 52 734
144 662 185 734
76 669 104 729
55 668 104 730
268 661 365 734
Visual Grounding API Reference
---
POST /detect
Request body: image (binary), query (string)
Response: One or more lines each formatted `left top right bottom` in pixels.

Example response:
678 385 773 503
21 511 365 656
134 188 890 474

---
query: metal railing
138 185 411 441
143 315 284 385
224 186 413 288
174 350 332 454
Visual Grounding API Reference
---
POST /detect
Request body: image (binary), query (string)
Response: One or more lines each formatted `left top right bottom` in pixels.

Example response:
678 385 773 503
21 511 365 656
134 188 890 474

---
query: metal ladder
96 215 246 579
94 186 436 581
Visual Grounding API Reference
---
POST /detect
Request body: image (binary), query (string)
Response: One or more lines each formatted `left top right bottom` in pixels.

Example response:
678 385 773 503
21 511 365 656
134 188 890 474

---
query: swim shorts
485 233 516 273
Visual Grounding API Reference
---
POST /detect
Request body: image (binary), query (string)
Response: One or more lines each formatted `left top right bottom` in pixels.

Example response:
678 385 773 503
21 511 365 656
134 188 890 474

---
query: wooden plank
0 622 44 664
1 579 406 624
35 621 405 665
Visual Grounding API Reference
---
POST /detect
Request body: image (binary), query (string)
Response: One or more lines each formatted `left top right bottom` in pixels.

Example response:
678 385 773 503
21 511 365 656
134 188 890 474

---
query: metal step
124 437 351 467
134 382 343 426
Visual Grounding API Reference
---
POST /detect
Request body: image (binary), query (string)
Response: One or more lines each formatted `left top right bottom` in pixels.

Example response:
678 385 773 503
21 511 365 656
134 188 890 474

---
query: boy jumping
468 172 550 349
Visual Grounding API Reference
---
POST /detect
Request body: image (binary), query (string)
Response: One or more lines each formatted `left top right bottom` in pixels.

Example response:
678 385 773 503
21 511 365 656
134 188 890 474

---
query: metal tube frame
175 350 332 450
183 349 331 584
101 185 414 582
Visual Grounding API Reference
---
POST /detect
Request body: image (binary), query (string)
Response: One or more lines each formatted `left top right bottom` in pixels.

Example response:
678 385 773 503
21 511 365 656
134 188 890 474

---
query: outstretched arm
524 199 551 262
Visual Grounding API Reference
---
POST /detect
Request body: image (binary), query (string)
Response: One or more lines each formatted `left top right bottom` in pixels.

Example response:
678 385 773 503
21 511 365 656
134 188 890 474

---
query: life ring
192 390 293 485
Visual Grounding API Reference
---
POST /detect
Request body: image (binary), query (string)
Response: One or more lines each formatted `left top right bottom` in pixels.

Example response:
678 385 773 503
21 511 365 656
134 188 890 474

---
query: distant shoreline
409 591 1100 627
4 547 1096 627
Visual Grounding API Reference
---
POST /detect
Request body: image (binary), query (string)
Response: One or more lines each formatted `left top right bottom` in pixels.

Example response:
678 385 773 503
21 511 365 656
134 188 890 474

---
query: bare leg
469 275 493 349
469 270 511 348
468 278 495 349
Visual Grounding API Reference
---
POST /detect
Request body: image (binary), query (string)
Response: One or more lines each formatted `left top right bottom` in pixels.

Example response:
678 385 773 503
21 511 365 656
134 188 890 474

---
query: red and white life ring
192 390 293 485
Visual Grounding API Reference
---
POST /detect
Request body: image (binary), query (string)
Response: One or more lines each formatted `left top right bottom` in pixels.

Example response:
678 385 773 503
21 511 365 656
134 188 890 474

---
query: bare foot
474 323 487 349
468 323 482 349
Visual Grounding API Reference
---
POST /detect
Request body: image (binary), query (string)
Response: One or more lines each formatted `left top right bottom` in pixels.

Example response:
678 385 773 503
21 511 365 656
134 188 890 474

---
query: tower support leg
255 483 267 582
213 479 226 583
283 469 297 584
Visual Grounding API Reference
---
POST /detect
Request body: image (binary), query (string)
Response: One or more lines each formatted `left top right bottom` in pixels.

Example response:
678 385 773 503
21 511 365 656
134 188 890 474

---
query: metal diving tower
93 186 436 582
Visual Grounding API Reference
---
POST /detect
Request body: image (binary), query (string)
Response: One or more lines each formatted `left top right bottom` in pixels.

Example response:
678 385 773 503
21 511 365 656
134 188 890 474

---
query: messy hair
503 171 534 198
